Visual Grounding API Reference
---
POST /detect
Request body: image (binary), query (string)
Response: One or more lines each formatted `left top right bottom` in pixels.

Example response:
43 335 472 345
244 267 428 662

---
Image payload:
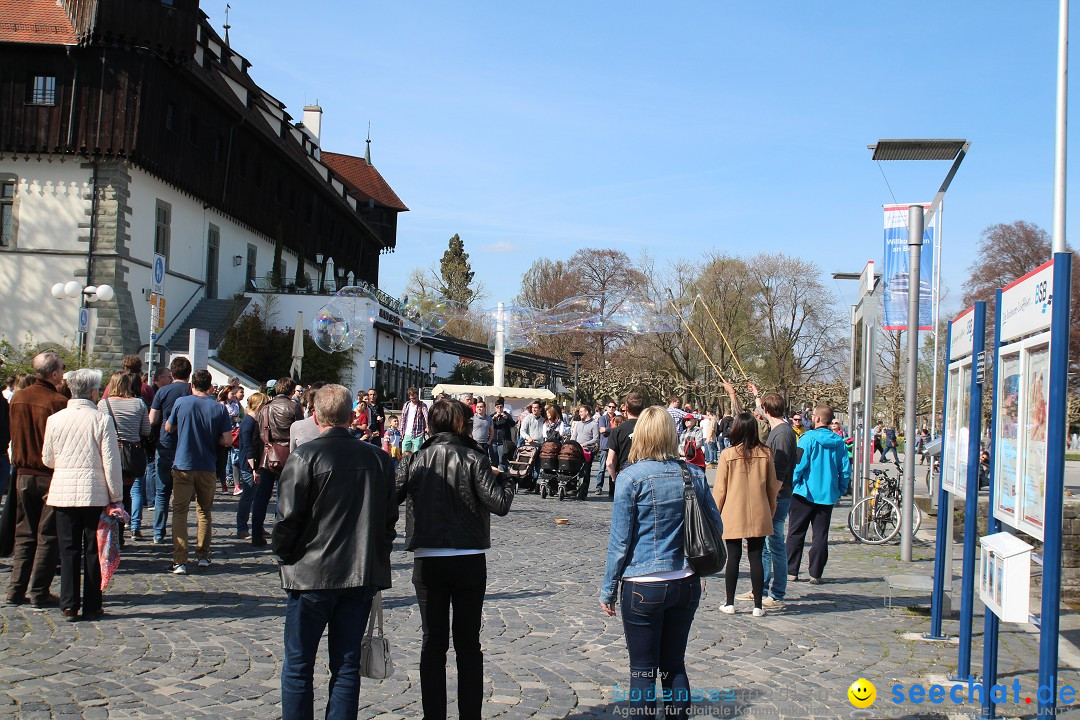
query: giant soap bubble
482 305 543 353
310 285 375 353
398 292 451 346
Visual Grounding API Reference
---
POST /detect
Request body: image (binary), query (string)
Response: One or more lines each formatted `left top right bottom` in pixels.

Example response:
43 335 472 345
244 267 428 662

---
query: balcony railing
246 275 418 322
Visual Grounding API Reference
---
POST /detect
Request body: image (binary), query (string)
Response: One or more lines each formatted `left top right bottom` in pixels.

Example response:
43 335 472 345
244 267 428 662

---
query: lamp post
369 356 378 394
569 350 584 407
869 138 969 563
50 280 115 359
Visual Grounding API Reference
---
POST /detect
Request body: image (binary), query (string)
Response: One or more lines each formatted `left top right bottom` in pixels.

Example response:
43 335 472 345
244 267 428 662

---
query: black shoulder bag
681 461 725 576
106 399 148 478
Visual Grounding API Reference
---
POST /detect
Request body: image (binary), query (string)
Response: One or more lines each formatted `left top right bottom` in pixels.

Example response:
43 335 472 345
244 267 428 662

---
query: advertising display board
941 306 975 499
993 260 1054 542
882 203 936 331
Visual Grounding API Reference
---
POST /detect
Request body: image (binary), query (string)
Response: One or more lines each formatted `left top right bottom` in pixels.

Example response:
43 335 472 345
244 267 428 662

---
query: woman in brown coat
712 412 780 616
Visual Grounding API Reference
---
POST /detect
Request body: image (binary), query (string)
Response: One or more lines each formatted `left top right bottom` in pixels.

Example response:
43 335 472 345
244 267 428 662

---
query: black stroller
506 443 539 491
537 439 588 500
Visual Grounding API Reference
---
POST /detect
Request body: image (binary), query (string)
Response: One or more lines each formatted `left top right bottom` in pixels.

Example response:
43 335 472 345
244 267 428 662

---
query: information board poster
942 365 960 493
955 365 971 498
994 353 1021 521
1021 344 1049 536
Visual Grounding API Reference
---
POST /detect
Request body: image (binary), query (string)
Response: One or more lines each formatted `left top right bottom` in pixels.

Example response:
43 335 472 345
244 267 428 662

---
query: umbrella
347 271 355 286
324 257 336 291
289 311 304 381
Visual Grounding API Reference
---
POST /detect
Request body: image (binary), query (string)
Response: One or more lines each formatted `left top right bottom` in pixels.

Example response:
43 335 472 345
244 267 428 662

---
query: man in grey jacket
273 384 397 720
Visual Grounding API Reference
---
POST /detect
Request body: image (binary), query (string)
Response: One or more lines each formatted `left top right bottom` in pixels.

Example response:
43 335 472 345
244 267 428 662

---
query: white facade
0 158 96 349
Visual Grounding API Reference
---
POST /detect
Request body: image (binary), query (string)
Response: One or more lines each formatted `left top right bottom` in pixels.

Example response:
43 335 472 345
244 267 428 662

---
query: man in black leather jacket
273 383 397 720
252 377 304 546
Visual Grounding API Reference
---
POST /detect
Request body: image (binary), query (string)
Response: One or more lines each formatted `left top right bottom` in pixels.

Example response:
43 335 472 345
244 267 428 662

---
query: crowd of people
0 351 857 720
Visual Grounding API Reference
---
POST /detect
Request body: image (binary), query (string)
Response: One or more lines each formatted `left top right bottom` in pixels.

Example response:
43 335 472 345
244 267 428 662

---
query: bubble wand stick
694 294 751 382
665 289 730 385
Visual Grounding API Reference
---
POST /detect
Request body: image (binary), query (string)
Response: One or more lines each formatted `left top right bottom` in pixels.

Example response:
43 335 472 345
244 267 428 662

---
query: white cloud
480 241 519 254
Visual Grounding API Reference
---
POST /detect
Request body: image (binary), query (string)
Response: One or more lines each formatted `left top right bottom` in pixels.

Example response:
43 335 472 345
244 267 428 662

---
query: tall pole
493 301 506 387
901 204 924 562
930 199 943 439
1053 0 1069 255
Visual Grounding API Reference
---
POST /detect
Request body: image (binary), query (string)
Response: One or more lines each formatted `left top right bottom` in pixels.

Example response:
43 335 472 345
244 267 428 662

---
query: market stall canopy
431 384 555 401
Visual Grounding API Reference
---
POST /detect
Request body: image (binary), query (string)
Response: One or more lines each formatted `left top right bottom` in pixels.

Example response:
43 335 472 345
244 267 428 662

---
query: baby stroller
506 443 539 491
537 439 588 500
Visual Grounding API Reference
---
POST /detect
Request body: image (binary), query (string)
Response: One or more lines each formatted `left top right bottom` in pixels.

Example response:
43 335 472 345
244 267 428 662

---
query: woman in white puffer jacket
42 368 122 622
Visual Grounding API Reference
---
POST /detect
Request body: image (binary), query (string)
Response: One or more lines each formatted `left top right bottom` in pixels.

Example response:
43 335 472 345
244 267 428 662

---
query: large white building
0 0 446 396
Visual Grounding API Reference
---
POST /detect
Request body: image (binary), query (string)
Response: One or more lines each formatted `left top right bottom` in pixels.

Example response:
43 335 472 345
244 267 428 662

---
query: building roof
320 152 409 212
0 0 77 45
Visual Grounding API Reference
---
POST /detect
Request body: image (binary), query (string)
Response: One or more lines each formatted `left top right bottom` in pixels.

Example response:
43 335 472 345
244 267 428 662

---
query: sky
203 1 1075 318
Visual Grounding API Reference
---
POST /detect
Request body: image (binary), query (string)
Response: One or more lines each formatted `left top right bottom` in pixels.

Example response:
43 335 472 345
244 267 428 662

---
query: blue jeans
282 585 376 720
153 451 174 542
594 449 607 490
252 468 278 540
618 575 701 719
236 465 256 535
129 473 146 531
489 442 510 472
761 496 791 600
704 441 718 465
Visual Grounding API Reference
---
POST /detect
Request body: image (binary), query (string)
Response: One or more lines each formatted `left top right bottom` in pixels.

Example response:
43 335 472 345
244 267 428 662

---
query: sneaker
232 484 243 496
719 604 735 615
762 596 785 609
153 537 166 545
787 574 798 582
132 530 143 541
735 590 755 601
808 577 823 585
197 557 211 569
171 564 188 575
752 607 766 617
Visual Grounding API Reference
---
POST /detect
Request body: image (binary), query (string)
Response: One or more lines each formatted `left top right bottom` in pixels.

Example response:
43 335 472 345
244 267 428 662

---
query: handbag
106 399 148 477
259 409 290 472
360 590 394 679
681 461 726 577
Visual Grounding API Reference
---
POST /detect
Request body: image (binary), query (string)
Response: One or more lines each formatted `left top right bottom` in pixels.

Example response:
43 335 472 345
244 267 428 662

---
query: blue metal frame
957 301 987 677
981 290 1004 720
1038 252 1072 716
928 323 954 639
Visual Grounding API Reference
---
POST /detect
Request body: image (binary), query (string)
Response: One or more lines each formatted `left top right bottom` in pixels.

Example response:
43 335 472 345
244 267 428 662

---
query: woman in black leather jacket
395 399 515 720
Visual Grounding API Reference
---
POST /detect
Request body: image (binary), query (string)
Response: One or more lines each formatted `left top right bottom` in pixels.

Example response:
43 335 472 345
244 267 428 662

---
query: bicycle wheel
848 496 901 544
911 503 923 536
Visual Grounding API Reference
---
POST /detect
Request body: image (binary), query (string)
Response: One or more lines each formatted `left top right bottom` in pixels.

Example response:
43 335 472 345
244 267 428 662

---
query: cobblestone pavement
0 488 1076 720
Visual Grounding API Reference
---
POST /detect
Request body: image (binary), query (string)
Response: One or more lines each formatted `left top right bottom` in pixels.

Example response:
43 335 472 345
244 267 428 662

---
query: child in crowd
384 415 403 468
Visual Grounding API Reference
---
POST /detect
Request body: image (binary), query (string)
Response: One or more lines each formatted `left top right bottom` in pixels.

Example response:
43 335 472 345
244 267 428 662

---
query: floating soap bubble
311 308 355 353
398 292 451 345
482 305 542 352
310 286 376 353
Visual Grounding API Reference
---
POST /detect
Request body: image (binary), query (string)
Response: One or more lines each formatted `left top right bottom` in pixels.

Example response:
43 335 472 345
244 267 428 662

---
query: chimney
303 103 323 145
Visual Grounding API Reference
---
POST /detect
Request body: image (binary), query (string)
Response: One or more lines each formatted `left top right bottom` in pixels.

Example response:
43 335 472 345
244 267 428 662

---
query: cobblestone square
0 490 1075 719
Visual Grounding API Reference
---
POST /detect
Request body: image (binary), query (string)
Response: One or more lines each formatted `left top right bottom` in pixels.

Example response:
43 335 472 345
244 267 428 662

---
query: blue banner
883 203 935 331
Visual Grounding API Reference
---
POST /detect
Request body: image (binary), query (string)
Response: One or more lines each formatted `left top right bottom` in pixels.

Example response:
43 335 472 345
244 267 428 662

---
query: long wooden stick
696 294 750 381
666 290 728 385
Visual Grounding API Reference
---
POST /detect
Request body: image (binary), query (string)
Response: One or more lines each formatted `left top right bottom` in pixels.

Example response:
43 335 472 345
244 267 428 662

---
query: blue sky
204 1 1074 316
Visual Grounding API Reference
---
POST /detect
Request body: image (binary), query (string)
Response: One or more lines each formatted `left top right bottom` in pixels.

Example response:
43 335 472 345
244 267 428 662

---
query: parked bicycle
848 462 923 544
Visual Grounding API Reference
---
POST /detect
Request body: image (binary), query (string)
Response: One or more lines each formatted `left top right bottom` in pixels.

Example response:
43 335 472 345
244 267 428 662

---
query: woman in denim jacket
599 406 723 719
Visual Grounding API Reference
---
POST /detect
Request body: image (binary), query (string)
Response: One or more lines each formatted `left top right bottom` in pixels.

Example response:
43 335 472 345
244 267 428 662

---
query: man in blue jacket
786 405 851 585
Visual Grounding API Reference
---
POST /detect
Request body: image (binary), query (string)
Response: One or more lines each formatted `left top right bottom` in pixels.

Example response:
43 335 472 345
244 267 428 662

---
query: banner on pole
882 203 935 331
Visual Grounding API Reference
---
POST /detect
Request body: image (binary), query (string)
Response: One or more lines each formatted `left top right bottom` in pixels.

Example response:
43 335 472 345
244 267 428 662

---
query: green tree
218 306 353 385
270 238 284 287
439 234 476 309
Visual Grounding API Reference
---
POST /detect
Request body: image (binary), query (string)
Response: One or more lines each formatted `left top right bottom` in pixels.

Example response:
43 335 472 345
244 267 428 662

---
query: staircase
165 297 251 353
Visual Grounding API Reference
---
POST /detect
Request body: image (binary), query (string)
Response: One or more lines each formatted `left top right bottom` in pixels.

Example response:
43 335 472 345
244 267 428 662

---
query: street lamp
569 350 585 407
50 279 115 360
869 137 969 563
429 361 438 386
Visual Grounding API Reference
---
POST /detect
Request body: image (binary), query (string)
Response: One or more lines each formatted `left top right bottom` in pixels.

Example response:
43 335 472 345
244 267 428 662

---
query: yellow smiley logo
848 678 876 708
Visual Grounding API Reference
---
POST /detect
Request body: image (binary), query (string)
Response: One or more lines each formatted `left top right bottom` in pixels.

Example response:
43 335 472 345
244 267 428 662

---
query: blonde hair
247 392 269 414
628 406 679 464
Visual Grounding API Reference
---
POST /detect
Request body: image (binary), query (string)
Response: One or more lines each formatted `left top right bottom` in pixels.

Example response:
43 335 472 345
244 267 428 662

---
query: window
165 102 176 132
155 200 171 266
29 76 56 106
246 244 257 287
162 0 175 6
0 180 15 247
